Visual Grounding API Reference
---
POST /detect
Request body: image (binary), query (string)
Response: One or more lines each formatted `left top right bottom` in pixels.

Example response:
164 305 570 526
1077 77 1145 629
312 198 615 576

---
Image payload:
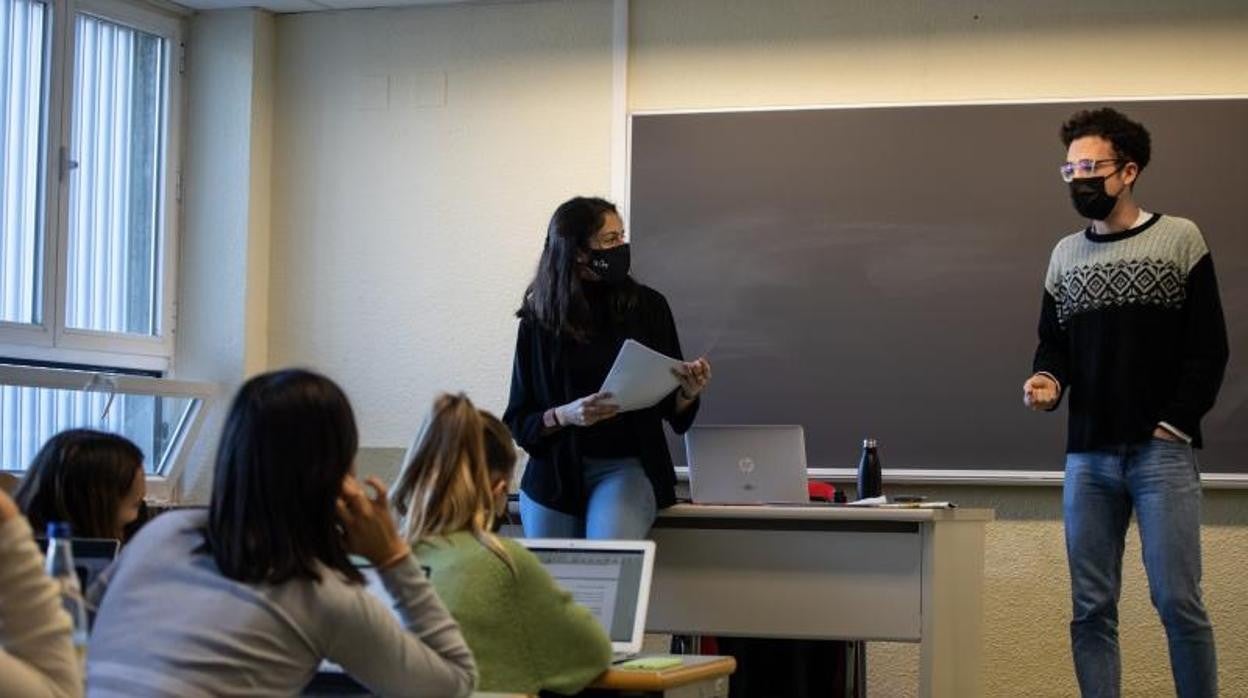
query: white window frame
0 0 184 373
0 363 213 501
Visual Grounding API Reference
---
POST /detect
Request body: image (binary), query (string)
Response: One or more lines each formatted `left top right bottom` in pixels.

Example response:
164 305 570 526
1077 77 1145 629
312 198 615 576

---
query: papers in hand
599 339 685 413
846 496 888 507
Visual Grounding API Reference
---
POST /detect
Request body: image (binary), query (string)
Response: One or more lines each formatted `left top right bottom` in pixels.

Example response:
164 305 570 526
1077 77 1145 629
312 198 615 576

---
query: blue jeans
520 457 657 540
1064 439 1217 698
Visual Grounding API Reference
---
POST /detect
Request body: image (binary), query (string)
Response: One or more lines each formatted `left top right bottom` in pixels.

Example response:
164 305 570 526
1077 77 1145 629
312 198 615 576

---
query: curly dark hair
1060 107 1152 172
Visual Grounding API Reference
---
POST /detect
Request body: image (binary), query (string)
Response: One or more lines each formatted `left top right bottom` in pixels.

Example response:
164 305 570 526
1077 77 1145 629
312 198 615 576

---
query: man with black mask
1022 108 1228 698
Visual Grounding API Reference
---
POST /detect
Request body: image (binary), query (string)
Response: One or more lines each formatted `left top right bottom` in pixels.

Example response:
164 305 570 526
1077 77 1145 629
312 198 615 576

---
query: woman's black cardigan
503 284 700 515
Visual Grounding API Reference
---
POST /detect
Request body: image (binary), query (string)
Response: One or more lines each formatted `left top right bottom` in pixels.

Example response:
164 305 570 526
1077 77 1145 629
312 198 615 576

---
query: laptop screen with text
525 546 647 645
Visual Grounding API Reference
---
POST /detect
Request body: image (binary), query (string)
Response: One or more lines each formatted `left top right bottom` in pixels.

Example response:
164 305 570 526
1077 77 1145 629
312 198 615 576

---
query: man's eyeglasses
1060 158 1125 183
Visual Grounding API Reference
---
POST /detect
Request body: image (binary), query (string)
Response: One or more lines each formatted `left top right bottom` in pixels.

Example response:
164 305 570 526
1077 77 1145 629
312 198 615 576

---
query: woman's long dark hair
16 429 144 540
519 196 637 341
206 369 363 585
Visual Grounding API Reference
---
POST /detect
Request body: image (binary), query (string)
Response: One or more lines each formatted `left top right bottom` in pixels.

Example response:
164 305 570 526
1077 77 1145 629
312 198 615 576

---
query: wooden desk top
589 655 736 691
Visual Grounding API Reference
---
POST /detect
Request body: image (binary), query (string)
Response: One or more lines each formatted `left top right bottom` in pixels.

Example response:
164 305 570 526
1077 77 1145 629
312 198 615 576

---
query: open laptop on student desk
685 425 812 505
35 536 120 591
518 538 656 663
309 539 656 694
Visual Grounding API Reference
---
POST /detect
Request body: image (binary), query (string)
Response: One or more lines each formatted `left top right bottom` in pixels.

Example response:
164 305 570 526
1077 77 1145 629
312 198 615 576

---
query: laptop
685 424 809 504
518 538 656 662
36 537 121 591
315 538 655 682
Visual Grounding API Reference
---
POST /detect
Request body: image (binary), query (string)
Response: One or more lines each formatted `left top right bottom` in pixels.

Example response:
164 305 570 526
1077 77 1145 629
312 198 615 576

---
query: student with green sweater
391 393 613 695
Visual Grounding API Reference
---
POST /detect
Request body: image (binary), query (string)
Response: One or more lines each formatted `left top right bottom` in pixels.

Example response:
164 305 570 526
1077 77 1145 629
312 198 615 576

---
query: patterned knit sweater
1033 214 1229 451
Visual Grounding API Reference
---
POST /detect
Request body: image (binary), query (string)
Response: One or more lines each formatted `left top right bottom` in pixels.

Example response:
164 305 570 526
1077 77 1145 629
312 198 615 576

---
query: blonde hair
390 393 517 569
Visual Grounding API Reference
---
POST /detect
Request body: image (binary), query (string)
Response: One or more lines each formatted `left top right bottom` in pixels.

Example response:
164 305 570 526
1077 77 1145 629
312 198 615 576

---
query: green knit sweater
415 532 613 695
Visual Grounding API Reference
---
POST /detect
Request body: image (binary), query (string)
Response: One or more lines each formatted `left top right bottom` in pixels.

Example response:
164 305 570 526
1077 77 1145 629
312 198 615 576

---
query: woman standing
505 197 711 540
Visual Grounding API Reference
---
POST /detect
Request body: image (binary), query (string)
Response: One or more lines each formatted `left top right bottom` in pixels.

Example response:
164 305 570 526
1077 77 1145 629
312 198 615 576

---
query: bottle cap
47 521 73 539
862 438 879 449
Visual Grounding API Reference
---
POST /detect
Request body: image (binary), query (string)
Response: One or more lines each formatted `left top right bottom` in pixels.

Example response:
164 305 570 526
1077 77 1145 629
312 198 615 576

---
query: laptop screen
522 544 649 646
36 537 120 591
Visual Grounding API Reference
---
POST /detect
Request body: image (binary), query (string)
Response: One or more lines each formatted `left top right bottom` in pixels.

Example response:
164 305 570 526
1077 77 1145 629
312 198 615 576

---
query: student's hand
556 392 620 427
1023 373 1060 411
0 489 18 523
672 358 712 400
336 476 410 569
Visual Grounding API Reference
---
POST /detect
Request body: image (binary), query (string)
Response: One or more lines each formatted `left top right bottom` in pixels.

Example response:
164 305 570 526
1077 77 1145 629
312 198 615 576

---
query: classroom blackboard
629 99 1246 479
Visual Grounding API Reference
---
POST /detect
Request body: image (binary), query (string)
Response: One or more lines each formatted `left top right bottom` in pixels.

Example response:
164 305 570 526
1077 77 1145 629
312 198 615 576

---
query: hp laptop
685 424 809 504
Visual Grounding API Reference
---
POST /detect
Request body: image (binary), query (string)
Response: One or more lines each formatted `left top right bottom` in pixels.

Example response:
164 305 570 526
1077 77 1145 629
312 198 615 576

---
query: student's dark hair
1060 108 1152 175
518 196 638 341
207 369 363 585
15 429 144 540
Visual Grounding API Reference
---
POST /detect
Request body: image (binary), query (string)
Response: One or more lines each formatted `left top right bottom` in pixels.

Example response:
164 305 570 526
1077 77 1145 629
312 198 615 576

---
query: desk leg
852 641 866 698
918 520 986 698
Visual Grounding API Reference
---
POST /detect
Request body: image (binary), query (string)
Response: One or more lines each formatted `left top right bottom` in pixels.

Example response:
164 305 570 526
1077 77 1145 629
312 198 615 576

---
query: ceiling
176 0 514 15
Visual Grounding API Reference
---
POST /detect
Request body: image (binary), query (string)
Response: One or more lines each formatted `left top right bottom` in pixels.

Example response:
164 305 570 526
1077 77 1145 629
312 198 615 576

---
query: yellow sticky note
617 656 684 671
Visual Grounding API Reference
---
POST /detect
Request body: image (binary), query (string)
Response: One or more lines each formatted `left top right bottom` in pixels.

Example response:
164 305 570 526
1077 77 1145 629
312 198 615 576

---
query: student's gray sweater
85 509 475 697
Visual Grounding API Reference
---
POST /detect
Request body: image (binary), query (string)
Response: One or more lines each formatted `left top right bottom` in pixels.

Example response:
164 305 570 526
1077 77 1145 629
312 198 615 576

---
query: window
1 0 191 497
0 0 182 372
0 0 49 327
0 364 211 500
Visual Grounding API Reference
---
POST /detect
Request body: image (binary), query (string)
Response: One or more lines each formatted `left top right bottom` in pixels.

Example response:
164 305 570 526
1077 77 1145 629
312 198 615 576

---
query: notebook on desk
517 538 656 663
685 425 810 505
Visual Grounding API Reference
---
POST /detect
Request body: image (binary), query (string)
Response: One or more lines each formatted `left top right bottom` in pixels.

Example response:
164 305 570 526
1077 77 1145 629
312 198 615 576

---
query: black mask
586 244 631 284
1068 176 1119 220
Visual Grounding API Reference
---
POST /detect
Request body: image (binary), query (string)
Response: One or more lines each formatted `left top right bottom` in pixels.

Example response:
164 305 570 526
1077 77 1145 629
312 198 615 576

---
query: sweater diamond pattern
1057 258 1186 325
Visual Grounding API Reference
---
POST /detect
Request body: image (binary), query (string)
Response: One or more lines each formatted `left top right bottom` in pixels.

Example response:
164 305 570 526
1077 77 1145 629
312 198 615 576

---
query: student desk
642 505 993 698
581 655 735 697
305 657 734 698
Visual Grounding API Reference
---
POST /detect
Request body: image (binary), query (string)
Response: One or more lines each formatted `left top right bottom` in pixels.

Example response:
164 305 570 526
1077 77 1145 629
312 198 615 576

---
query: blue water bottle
856 438 882 499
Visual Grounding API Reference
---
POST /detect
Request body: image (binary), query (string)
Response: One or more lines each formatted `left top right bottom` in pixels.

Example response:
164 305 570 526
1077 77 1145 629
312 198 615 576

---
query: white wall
269 0 614 447
629 0 1248 109
175 8 275 501
250 0 1248 695
268 0 1248 450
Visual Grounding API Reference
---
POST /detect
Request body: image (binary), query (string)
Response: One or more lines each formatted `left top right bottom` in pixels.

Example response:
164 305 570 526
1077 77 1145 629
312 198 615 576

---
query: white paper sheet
599 339 685 413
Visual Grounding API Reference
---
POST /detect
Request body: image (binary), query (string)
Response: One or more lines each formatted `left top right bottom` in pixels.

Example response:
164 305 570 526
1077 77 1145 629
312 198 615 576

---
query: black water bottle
857 438 882 499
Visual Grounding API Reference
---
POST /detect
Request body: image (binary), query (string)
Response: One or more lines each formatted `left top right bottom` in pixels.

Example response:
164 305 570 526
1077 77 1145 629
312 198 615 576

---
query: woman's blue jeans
520 457 656 540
